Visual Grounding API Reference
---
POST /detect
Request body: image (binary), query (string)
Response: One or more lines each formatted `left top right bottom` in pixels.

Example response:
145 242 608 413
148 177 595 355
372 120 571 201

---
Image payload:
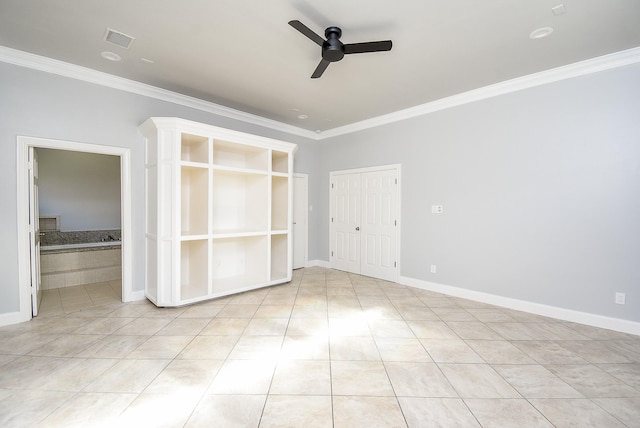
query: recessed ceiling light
297 114 308 119
292 108 300 112
529 27 554 40
101 51 121 61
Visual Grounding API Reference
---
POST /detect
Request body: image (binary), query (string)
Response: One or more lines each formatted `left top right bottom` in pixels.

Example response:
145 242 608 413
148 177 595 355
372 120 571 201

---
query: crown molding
317 46 640 139
2 45 639 141
0 46 319 140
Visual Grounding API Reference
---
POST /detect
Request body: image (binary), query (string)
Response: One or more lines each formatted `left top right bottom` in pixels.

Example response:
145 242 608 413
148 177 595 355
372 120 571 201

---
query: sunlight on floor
1 267 638 427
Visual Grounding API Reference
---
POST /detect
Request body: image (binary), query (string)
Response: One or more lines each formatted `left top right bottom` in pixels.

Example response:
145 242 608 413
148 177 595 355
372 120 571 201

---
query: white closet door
331 173 361 274
360 170 398 281
330 166 399 281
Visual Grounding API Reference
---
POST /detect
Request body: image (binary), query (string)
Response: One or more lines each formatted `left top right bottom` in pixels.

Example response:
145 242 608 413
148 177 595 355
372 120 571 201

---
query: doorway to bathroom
37 148 123 313
16 136 133 323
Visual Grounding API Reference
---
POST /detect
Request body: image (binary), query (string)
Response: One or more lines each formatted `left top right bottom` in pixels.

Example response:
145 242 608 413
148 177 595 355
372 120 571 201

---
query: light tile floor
1 267 639 427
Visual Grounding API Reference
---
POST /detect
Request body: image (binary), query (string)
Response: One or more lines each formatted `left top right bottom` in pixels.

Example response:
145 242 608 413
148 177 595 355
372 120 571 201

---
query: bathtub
41 241 122 252
40 241 122 290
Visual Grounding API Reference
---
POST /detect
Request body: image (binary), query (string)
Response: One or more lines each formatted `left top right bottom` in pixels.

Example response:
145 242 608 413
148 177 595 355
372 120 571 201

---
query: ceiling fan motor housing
288 19 392 78
322 27 344 62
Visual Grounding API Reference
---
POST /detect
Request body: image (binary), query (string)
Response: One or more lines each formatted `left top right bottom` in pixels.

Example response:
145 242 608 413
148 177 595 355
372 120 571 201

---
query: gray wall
317 63 640 322
37 149 121 231
1 58 638 324
0 62 319 314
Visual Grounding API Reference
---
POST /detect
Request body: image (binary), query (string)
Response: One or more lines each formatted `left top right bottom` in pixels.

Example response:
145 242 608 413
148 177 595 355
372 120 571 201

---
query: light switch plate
431 205 443 214
552 4 566 15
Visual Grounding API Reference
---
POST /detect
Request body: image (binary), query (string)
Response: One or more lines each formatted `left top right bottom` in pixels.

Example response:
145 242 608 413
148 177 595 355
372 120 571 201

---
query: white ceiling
1 0 640 133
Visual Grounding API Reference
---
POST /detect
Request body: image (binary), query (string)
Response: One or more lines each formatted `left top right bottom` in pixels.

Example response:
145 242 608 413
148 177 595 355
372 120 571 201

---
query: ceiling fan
288 20 393 79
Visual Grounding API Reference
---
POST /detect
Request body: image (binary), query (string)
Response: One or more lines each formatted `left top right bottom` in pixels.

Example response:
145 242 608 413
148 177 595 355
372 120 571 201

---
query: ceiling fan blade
289 20 324 46
311 59 330 78
344 40 393 54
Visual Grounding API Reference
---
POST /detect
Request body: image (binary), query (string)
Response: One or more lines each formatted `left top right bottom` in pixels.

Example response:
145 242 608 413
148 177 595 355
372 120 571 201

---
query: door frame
16 136 133 322
29 147 42 316
329 164 401 281
293 173 309 269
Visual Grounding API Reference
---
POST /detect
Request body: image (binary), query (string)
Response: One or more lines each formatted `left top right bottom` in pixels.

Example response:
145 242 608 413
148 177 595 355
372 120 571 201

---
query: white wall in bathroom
37 148 121 231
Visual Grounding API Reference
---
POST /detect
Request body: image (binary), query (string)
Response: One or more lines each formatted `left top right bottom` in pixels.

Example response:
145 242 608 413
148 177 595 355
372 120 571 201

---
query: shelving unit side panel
159 163 175 239
145 165 158 237
158 129 179 162
145 133 158 166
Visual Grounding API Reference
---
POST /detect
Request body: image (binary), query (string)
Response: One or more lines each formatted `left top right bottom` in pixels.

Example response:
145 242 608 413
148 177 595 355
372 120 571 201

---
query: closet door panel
330 166 399 281
331 173 361 274
360 169 398 281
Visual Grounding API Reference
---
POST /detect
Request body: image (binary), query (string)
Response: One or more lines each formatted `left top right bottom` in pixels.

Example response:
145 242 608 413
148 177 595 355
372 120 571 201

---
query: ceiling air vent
104 28 135 49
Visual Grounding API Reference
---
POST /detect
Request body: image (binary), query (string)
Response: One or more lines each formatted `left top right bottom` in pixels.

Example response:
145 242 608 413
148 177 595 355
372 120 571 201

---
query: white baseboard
0 311 30 327
306 259 331 268
399 276 640 336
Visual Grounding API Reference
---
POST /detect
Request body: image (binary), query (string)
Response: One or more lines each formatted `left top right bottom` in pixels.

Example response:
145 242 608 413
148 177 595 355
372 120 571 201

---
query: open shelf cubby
213 170 268 234
181 133 209 163
212 236 268 292
271 176 288 230
181 239 209 300
181 166 209 236
270 234 288 281
213 140 268 171
272 150 289 174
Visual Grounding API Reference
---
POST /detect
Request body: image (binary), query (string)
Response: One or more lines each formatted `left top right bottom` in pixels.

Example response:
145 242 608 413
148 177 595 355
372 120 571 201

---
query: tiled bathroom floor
38 279 122 315
1 267 639 427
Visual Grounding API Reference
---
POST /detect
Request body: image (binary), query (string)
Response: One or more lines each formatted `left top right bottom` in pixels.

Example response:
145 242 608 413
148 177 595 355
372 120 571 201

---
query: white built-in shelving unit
140 117 296 306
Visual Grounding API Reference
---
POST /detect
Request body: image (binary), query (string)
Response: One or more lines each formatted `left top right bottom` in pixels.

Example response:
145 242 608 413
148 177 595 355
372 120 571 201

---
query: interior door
28 147 42 316
360 170 398 281
330 167 399 281
330 173 361 273
292 174 308 269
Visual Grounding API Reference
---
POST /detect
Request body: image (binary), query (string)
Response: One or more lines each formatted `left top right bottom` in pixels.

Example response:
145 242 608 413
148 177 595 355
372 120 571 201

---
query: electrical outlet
430 264 437 274
615 292 626 305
